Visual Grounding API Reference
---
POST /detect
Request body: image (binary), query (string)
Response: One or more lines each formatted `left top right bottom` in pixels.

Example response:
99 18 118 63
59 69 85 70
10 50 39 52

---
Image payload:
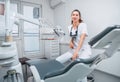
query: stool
19 57 30 65
19 57 30 82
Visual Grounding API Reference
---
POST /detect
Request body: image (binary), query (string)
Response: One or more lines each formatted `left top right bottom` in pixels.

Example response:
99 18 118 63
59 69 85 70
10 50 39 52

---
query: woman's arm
72 33 86 60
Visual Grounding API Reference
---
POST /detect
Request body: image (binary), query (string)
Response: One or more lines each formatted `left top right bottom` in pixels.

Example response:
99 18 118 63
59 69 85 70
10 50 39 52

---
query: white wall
53 0 120 77
54 0 120 38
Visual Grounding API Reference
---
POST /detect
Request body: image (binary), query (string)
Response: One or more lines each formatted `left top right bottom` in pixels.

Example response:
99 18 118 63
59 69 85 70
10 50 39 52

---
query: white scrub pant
76 77 87 82
56 48 92 64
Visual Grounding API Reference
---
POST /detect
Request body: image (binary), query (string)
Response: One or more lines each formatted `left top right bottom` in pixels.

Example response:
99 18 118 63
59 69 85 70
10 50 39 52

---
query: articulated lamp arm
13 13 42 26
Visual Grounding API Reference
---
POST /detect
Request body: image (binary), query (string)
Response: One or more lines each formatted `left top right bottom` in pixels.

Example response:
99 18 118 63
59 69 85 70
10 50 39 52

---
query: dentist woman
56 9 92 82
56 9 92 63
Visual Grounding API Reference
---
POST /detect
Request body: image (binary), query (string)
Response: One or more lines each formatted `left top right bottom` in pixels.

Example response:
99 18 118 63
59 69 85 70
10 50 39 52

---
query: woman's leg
81 77 87 82
56 51 73 64
78 48 92 59
76 77 87 82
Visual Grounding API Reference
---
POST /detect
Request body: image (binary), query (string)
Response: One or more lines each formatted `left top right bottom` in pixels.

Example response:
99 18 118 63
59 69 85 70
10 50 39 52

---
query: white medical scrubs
56 23 92 63
56 23 92 82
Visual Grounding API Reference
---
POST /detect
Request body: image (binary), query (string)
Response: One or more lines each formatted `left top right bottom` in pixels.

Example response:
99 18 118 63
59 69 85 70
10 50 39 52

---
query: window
21 2 42 57
0 0 43 58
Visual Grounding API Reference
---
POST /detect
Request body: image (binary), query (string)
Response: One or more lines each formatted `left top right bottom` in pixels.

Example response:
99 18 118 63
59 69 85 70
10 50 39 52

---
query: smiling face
71 10 82 24
71 10 81 24
71 11 80 23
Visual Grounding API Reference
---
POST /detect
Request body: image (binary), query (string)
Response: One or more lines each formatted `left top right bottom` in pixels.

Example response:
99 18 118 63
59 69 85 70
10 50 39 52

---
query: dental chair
25 25 120 82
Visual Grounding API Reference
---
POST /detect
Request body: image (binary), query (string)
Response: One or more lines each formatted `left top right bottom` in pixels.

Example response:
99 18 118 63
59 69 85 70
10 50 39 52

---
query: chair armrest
78 54 100 64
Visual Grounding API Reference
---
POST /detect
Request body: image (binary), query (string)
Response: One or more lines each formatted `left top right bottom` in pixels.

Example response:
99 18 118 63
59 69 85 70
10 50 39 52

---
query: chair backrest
89 25 120 47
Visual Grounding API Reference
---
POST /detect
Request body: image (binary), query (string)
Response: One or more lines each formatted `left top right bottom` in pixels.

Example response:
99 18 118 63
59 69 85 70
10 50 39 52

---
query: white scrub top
68 23 92 58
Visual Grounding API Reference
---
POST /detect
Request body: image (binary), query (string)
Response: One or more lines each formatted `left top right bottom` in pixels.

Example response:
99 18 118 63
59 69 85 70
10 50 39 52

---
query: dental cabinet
44 39 60 59
59 42 69 55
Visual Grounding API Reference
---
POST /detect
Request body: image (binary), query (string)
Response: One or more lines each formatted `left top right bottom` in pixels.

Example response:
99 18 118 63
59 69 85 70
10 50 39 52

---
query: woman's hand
72 52 78 60
69 41 74 49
